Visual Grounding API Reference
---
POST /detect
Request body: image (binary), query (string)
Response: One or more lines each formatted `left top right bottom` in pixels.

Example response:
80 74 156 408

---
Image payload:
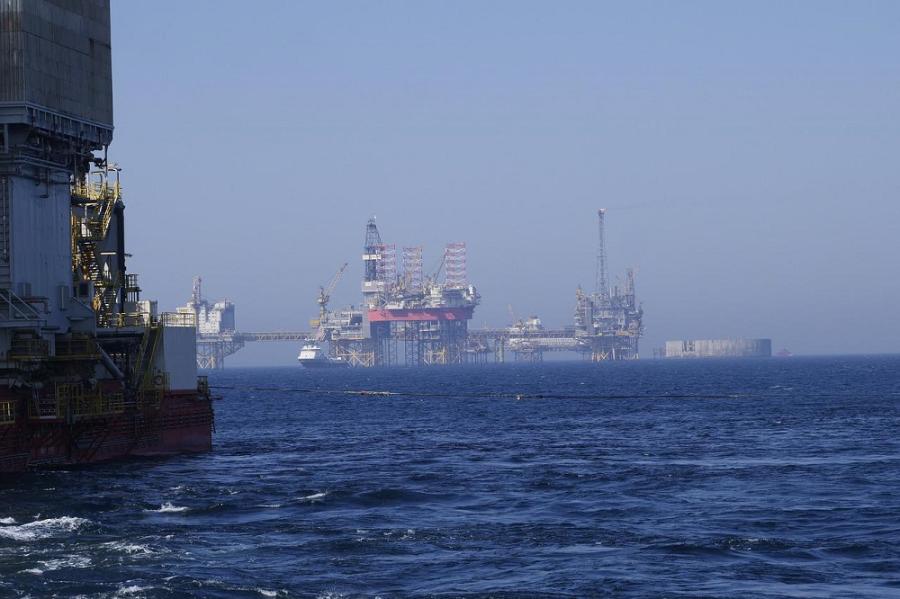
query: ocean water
1 356 899 598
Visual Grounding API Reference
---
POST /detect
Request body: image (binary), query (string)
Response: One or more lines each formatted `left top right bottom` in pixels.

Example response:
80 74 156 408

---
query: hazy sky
111 1 900 366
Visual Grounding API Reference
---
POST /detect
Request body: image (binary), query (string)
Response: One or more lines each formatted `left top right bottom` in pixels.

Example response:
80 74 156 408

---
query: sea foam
0 516 90 541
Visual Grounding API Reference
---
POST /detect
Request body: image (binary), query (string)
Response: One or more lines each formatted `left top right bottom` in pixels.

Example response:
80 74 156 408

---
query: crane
317 262 348 323
313 262 348 343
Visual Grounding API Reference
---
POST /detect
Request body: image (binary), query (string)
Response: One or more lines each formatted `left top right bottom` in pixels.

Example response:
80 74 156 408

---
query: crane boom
318 262 348 319
315 262 348 342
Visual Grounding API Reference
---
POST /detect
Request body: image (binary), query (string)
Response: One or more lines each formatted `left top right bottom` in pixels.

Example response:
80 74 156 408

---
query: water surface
1 356 899 598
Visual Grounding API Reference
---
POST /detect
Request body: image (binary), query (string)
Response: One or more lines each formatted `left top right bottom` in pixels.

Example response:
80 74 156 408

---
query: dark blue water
2 356 900 598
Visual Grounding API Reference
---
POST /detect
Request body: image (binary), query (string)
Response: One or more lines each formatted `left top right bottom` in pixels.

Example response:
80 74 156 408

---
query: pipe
115 201 126 314
98 346 124 380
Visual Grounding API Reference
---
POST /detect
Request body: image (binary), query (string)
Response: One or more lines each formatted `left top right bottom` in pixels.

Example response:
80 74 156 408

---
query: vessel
298 344 350 368
0 0 213 473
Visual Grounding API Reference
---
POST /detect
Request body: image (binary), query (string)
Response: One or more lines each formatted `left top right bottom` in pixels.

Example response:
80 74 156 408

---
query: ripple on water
1 359 899 596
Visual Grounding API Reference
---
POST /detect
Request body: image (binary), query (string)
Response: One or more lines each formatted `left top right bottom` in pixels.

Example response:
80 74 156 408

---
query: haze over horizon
110 1 900 365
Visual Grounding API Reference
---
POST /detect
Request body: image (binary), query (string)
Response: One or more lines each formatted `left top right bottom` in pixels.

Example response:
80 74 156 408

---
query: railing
72 392 124 418
28 385 127 420
110 312 151 328
160 312 196 328
9 337 49 361
71 181 121 202
238 331 311 342
0 401 14 425
54 338 100 359
0 289 42 323
29 396 63 419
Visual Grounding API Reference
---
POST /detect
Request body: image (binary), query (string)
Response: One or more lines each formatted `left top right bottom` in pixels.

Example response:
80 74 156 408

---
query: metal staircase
71 173 122 327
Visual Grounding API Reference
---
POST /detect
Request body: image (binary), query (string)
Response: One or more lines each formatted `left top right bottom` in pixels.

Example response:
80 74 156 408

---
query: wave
42 555 92 570
19 555 91 574
301 491 329 502
115 585 153 597
0 516 90 542
0 517 15 524
146 502 189 513
102 541 157 555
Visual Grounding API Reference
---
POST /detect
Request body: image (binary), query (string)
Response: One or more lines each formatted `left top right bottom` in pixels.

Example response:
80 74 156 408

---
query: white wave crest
115 585 152 597
302 491 329 502
0 517 16 525
102 541 156 555
0 516 90 541
146 502 189 513
39 555 92 571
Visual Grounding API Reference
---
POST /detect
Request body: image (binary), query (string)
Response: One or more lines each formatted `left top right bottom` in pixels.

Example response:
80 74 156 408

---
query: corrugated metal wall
665 339 772 358
0 175 9 289
0 0 26 104
0 0 112 127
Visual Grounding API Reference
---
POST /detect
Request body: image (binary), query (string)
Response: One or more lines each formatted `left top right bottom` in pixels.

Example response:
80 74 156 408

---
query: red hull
0 391 213 473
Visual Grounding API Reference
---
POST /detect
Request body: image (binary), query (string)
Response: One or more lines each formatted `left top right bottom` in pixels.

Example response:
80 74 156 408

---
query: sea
1 356 899 598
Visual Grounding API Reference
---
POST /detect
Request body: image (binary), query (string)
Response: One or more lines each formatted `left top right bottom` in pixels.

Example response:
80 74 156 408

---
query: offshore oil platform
315 218 481 367
469 209 643 363
0 0 213 471
191 209 643 368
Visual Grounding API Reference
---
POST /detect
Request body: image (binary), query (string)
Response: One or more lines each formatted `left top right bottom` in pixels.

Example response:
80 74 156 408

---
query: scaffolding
444 242 468 288
401 246 424 294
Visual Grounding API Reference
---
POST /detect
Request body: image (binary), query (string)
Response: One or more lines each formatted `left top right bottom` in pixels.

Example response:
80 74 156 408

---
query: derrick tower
594 208 611 306
574 209 644 360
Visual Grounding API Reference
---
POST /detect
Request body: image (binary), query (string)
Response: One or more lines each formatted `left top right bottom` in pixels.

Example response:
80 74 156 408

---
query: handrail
0 289 41 322
71 180 121 202
160 312 196 328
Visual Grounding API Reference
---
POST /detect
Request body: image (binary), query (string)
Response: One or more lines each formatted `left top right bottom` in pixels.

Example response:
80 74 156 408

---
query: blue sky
111 1 900 365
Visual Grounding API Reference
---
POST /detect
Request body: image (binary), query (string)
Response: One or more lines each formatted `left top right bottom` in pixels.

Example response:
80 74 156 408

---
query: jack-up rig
317 218 481 367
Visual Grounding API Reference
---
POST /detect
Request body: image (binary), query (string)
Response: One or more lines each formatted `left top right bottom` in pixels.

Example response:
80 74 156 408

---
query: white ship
297 344 349 368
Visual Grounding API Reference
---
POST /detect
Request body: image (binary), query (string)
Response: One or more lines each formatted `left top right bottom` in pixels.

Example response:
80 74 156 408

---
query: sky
110 1 900 366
